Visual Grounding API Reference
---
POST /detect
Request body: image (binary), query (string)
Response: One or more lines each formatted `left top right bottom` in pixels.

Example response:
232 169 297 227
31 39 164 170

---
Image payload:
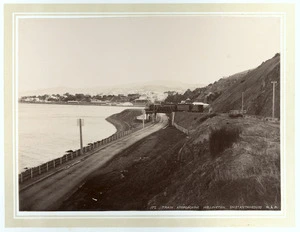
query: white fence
19 123 151 184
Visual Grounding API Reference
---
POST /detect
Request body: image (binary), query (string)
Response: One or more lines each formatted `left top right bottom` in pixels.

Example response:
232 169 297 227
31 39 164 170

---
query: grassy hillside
148 112 280 209
59 111 280 210
211 53 280 118
165 53 280 118
165 69 249 104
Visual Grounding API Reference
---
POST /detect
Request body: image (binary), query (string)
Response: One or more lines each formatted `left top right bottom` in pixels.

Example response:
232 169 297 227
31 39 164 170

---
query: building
192 101 210 108
121 102 134 106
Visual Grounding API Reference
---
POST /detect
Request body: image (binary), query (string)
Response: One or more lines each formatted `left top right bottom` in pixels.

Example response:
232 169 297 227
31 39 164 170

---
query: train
146 103 205 113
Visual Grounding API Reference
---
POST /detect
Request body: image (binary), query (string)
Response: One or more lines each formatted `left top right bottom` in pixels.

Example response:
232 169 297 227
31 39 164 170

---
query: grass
59 113 280 211
149 115 281 210
209 125 240 158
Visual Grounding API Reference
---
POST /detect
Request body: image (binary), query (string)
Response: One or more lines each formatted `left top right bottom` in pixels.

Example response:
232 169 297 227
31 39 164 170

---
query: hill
164 70 251 104
166 53 280 118
210 53 280 118
148 113 280 209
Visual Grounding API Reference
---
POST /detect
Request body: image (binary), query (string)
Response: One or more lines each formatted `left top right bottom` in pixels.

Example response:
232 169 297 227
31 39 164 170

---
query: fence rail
19 122 152 184
243 114 280 123
173 122 189 135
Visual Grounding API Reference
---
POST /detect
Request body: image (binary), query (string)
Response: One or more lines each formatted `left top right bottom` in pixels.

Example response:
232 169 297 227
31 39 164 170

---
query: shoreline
19 114 169 211
19 101 147 108
19 109 145 175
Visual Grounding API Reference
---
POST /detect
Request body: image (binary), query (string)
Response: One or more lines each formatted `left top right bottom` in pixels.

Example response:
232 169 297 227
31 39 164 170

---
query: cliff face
210 53 280 118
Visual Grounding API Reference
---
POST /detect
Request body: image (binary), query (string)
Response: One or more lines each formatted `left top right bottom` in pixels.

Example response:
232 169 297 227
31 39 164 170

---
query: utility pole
142 109 145 128
77 118 84 154
241 92 244 114
271 81 277 118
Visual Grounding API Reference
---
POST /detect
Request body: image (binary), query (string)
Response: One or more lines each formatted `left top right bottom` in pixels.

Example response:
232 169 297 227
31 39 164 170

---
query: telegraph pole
142 109 145 128
78 118 84 154
241 92 244 114
271 81 277 118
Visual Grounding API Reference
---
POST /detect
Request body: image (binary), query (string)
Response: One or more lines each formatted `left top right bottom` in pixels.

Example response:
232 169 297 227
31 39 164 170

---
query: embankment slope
59 111 280 210
148 112 280 209
106 109 144 132
59 126 187 210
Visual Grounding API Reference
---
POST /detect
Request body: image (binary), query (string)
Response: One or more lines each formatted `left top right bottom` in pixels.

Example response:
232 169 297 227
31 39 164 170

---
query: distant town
19 91 175 106
19 89 212 107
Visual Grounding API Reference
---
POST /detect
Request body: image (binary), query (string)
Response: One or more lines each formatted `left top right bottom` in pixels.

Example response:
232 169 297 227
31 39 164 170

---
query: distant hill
167 53 280 118
19 80 203 97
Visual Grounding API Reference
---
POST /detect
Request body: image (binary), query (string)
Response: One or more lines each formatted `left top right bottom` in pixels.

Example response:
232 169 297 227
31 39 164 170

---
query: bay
18 103 142 173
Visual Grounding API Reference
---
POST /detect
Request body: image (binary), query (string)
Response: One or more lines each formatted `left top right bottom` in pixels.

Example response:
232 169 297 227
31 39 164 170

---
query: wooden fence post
53 160 56 168
30 168 33 178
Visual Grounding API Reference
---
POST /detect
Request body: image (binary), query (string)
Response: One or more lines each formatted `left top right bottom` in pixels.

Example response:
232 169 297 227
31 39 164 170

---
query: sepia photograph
1 1 297 229
17 14 282 212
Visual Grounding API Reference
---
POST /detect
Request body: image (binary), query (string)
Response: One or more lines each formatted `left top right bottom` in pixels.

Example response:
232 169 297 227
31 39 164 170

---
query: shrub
209 126 240 158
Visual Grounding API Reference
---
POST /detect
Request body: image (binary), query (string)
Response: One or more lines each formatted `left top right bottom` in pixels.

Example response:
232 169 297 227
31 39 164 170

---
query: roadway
19 113 168 211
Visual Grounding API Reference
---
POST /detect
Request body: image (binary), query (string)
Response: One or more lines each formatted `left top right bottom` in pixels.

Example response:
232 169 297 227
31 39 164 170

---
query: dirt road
19 114 168 211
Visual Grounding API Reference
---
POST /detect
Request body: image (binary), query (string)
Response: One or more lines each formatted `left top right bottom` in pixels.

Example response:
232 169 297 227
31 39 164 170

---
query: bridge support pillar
171 112 175 126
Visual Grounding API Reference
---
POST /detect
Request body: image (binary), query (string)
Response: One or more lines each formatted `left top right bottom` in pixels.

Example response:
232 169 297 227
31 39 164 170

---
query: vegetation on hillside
165 53 280 118
59 111 280 211
148 113 280 209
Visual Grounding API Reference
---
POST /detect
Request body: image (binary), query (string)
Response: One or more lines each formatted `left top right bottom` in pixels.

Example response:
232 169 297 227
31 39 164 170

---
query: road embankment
58 126 187 211
105 109 145 132
59 112 280 211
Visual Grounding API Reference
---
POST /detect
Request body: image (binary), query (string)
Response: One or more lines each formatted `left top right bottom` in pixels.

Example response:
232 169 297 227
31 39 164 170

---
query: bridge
144 104 204 115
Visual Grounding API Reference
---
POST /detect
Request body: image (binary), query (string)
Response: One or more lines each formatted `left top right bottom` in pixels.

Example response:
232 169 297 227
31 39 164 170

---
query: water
18 103 142 173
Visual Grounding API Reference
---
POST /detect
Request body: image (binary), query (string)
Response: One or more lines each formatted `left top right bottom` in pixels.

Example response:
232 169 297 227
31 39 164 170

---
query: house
192 101 210 108
121 102 134 106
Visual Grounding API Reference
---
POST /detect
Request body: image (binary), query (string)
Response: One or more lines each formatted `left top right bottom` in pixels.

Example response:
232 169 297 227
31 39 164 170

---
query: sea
18 103 142 173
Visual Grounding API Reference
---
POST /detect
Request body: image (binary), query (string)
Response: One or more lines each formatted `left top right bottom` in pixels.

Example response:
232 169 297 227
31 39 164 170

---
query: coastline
19 113 169 211
18 109 145 176
19 109 146 185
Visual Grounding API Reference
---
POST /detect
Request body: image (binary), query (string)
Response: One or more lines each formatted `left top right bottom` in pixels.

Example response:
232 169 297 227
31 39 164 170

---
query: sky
18 16 280 93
